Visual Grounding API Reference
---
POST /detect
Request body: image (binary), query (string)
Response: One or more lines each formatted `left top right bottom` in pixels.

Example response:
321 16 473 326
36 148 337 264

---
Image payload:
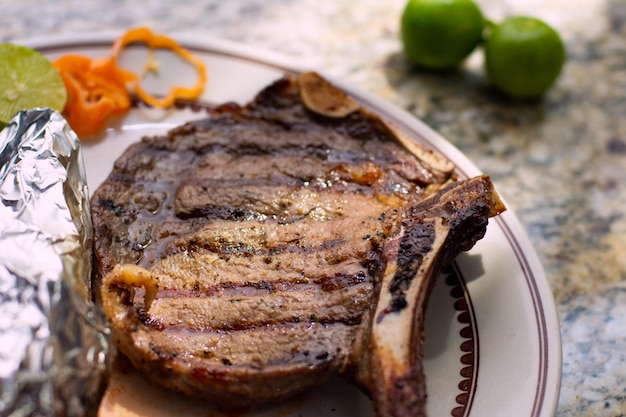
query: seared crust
92 72 504 414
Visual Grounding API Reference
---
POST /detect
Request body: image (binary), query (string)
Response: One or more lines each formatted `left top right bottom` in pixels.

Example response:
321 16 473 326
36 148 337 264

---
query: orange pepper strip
53 54 133 138
110 27 208 108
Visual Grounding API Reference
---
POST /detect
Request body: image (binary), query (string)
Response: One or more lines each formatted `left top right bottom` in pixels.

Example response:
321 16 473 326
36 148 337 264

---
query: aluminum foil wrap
0 109 111 416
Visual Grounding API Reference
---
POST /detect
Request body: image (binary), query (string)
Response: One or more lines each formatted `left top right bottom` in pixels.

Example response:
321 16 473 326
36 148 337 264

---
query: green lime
0 44 67 124
484 16 565 98
400 0 485 69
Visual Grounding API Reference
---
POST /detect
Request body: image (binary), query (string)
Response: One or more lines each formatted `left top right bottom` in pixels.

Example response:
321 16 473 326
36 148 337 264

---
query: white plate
27 32 561 417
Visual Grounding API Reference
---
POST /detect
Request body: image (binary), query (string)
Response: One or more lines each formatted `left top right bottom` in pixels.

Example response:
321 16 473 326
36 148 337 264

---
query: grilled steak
92 72 505 417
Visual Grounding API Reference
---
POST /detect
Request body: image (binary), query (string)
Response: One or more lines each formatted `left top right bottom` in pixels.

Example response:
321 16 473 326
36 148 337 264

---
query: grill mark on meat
178 194 395 239
142 278 371 331
179 177 304 190
132 321 354 368
183 235 348 257
174 151 412 220
149 270 369 300
167 218 368 254
150 248 375 291
174 185 382 220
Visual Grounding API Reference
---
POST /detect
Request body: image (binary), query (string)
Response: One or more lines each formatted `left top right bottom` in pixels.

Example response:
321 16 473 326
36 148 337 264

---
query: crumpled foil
0 109 111 416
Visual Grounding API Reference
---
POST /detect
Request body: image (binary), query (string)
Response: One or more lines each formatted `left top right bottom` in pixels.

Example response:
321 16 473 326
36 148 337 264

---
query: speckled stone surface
1 0 625 415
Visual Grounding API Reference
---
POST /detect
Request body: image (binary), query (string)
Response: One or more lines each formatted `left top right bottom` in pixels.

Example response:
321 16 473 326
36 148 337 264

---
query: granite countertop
1 0 625 415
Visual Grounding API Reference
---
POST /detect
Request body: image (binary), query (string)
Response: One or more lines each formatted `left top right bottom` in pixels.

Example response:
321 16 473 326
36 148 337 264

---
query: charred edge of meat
380 175 505 317
388 368 428 417
385 221 435 316
362 176 505 417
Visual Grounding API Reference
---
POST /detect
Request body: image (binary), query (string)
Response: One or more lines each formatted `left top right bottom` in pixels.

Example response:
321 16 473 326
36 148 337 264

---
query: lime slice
400 0 485 69
0 44 67 124
484 16 565 98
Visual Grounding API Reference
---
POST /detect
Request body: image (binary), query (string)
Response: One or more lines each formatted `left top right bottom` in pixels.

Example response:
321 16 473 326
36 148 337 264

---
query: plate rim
21 31 562 417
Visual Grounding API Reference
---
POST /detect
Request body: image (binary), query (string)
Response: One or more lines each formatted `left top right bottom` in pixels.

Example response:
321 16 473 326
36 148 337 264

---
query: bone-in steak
92 72 505 417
